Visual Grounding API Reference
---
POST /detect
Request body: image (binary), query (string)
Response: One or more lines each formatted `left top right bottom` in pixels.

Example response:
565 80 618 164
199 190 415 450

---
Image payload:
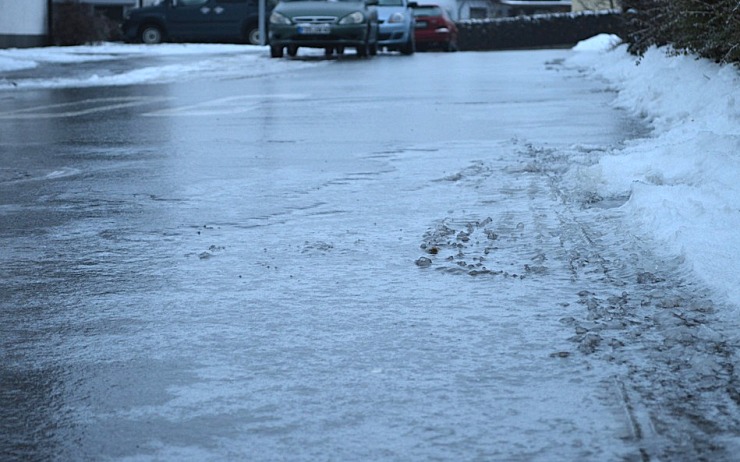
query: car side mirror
408 1 418 7
366 0 378 5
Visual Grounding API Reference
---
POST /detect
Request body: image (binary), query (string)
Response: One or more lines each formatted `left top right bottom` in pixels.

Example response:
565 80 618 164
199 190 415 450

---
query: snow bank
0 43 318 91
568 34 740 311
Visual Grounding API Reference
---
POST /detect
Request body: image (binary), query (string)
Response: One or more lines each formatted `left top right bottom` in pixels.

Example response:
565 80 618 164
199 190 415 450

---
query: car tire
139 25 164 45
287 45 298 57
270 45 284 58
369 42 378 56
356 41 369 58
400 33 415 55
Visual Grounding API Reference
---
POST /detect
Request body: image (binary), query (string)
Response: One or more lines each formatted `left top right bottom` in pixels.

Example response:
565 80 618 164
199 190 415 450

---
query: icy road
1 47 739 461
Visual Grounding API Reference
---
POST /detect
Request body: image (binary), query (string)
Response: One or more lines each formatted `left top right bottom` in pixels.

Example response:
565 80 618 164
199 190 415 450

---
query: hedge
52 1 121 46
622 0 740 65
456 11 625 51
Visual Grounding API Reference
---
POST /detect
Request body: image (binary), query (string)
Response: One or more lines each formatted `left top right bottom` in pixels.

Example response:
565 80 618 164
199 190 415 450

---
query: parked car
268 0 379 57
122 0 268 45
412 4 457 51
376 0 416 55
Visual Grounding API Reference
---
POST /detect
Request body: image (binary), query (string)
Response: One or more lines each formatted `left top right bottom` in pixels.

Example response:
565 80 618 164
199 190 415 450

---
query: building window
469 7 487 19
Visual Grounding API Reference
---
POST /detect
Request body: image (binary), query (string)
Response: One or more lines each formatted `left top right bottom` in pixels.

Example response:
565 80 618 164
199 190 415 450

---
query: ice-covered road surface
1 47 739 461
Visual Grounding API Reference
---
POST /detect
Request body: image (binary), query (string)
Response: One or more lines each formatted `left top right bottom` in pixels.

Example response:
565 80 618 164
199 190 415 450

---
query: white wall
76 0 138 5
51 0 138 5
0 0 48 35
0 0 49 47
572 0 621 12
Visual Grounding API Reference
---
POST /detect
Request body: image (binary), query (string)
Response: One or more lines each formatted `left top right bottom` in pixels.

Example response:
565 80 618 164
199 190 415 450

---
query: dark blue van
122 0 269 45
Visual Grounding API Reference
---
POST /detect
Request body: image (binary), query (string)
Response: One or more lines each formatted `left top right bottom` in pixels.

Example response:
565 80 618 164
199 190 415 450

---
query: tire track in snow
412 140 740 460
523 142 740 462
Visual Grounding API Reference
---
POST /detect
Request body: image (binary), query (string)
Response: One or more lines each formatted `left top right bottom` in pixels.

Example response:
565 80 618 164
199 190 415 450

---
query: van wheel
245 24 261 45
139 25 164 44
270 45 284 58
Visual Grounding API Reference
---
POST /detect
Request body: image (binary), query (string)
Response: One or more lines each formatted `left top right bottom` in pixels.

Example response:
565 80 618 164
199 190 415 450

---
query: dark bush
52 1 120 46
457 11 625 51
622 0 740 64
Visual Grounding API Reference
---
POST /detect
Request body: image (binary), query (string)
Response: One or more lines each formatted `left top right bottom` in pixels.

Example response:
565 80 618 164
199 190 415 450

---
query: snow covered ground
0 37 737 313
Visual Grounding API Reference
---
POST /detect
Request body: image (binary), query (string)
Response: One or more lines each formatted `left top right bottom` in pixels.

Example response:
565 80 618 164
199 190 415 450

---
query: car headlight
339 11 365 25
269 11 291 25
388 12 405 23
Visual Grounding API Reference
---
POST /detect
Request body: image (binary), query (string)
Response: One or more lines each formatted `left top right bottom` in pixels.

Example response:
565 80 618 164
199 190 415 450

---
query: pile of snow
0 43 322 90
567 34 740 311
0 42 252 71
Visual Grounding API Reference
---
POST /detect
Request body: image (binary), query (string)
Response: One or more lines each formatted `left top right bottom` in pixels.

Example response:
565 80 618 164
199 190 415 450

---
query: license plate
297 23 331 35
415 21 428 28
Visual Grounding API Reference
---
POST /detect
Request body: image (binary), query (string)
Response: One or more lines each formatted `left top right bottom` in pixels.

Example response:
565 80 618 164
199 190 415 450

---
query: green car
269 0 379 58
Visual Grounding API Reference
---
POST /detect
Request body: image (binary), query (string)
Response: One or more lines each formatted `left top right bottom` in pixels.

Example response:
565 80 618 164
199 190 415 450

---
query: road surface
1 48 738 461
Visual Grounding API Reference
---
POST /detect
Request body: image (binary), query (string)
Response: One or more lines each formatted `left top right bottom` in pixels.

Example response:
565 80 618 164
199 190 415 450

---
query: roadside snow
567 34 740 313
0 43 323 90
0 38 737 312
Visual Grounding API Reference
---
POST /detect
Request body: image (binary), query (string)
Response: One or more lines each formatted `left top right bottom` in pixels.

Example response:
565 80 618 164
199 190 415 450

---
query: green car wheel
270 45 284 58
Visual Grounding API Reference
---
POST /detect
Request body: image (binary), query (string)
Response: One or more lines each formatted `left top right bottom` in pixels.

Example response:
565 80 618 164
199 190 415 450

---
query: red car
412 4 458 51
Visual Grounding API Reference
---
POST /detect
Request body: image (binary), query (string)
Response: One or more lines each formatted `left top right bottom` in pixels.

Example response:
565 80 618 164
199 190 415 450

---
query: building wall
0 0 49 48
455 0 568 19
51 0 143 21
572 0 621 12
456 0 507 20
51 0 139 5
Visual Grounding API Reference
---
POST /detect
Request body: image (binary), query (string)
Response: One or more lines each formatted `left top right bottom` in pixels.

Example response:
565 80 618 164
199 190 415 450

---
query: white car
376 0 417 54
